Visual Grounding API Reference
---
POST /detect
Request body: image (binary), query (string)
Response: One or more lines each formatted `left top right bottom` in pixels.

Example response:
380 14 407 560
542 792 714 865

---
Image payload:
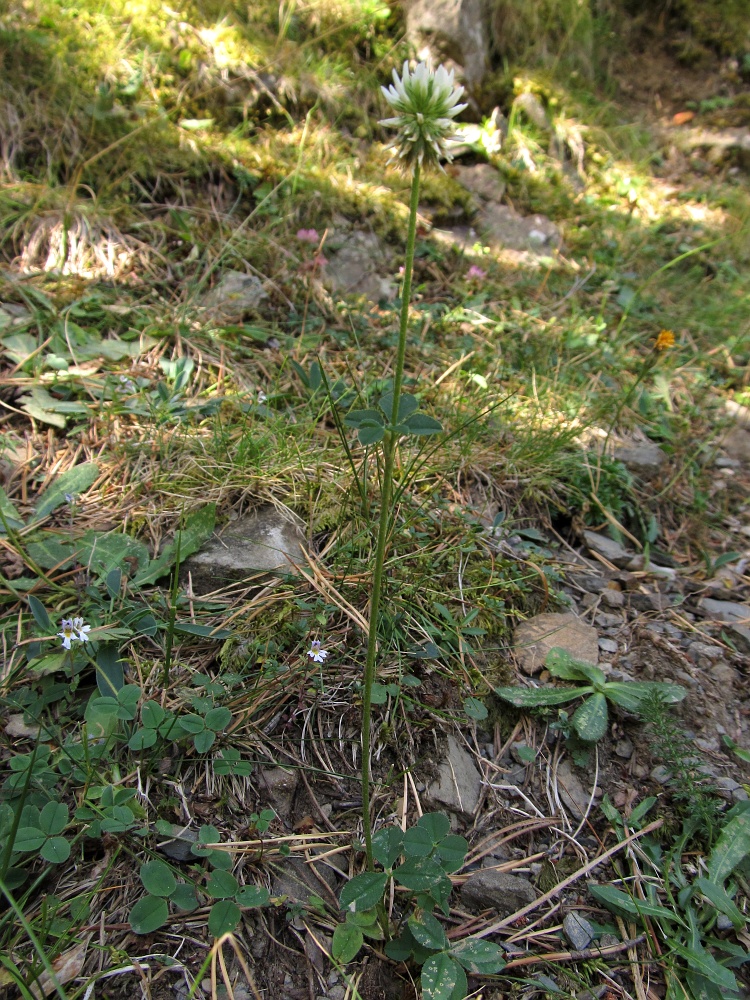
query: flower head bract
380 60 467 169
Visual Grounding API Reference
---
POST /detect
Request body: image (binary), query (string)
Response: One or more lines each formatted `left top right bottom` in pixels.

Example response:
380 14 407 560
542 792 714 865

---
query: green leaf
235 885 270 908
208 900 241 937
128 728 157 750
193 730 216 753
12 827 46 852
206 870 239 899
385 930 416 962
339 872 389 912
464 697 488 720
394 858 451 894
403 413 443 436
172 623 232 639
33 463 99 521
332 922 363 964
96 644 125 697
572 693 609 742
403 826 434 858
604 681 686 711
708 811 750 885
40 837 71 863
693 877 745 929
28 596 52 633
140 860 178 897
588 884 685 924
450 937 506 974
343 409 384 429
417 814 451 842
134 505 216 586
671 941 738 992
178 714 206 734
0 486 24 533
546 647 602 683
129 895 169 934
26 538 76 570
370 682 389 705
358 425 385 446
435 835 468 874
722 735 750 764
204 707 232 732
141 702 165 728
493 685 587 707
408 911 448 951
39 801 68 836
421 953 461 1000
116 684 142 721
378 392 419 421
372 827 404 868
172 883 199 912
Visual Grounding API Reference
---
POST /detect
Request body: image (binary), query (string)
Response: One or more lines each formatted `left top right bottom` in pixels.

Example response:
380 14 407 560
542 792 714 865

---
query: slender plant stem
361 164 421 870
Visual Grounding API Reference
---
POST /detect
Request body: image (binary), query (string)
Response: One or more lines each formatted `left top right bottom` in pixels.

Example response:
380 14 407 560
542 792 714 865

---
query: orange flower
655 329 675 351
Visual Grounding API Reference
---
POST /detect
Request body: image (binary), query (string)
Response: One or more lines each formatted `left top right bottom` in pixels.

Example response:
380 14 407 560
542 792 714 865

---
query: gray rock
476 203 561 252
699 599 750 653
200 271 267 321
556 760 591 819
716 913 735 932
404 0 489 87
325 231 395 303
583 531 632 568
259 767 299 821
453 163 507 203
651 765 672 784
687 641 724 664
596 612 622 628
628 592 672 612
614 738 634 759
612 442 667 481
598 638 619 655
563 912 595 950
460 870 536 915
426 735 482 815
721 425 750 464
514 612 599 675
601 589 625 609
156 823 199 862
182 506 306 594
271 854 339 904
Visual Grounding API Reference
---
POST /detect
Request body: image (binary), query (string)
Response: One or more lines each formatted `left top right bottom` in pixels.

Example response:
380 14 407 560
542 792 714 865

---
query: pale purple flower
306 640 329 663
58 619 76 650
467 265 486 280
296 229 319 245
73 617 91 642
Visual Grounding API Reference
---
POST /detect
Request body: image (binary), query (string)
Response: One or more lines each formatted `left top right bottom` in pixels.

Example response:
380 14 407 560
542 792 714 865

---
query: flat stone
699 599 750 653
614 738 634 759
325 230 395 303
721 425 750 464
200 270 267 321
563 912 595 951
460 870 536 915
426 735 482 815
476 203 561 251
404 0 490 87
583 531 632 568
182 507 306 594
556 760 591 818
601 589 625 609
452 163 507 203
598 638 619 655
271 854 339 904
156 823 199 862
259 766 299 821
514 612 599 676
687 641 724 663
612 442 667 480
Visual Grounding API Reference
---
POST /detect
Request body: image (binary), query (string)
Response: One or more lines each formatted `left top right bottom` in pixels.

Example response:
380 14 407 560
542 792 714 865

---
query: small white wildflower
380 60 467 169
58 619 76 650
306 640 329 663
73 617 91 642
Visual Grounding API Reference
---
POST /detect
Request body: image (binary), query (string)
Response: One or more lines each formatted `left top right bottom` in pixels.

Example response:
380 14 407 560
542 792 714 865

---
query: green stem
361 164 421 870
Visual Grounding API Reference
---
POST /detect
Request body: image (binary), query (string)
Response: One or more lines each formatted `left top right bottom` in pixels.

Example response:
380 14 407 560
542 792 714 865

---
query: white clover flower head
380 60 467 169
58 618 76 650
73 617 91 642
307 639 329 663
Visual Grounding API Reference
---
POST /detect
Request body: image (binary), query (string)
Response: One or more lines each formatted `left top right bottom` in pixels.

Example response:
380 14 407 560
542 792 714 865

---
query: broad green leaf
172 623 232 639
141 702 165 728
378 391 419 422
403 826 434 858
235 885 270 908
7 827 45 853
0 486 24 533
546 648 603 684
372 827 404 868
394 858 451 894
332 923 363 964
116 684 142 721
178 714 205 734
40 837 71 864
370 682 389 705
96 644 125 697
572 693 609 742
204 707 232 731
26 538 76 570
343 409 383 429
450 937 507 973
129 895 169 934
33 463 100 520
208 900 241 937
671 941 738 992
493 685 588 708
358 425 385 446
435 835 468 874
385 929 416 962
134 505 216 585
128 728 157 750
604 681 686 711
629 796 657 827
708 811 750 885
588 884 685 924
39 801 68 836
408 911 448 951
28 596 52 633
193 730 216 752
206 870 239 898
77 530 150 581
693 877 745 929
421 953 461 1000
464 697 488 720
171 883 199 912
141 860 177 897
339 872 389 912
403 413 443 436
417 814 451 842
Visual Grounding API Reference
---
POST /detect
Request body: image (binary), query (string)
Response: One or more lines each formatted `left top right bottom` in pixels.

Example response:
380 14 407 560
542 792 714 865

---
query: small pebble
563 911 595 950
651 765 672 784
716 913 735 931
598 638 619 654
615 738 634 759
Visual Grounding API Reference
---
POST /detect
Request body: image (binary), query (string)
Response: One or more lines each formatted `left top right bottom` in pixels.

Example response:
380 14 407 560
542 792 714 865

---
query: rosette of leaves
495 648 686 742
333 814 505 999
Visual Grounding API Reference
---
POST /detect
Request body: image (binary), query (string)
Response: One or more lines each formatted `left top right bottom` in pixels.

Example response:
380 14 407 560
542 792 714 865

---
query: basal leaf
572 693 608 742
332 923 363 964
708 811 750 885
493 685 587 708
33 463 100 521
